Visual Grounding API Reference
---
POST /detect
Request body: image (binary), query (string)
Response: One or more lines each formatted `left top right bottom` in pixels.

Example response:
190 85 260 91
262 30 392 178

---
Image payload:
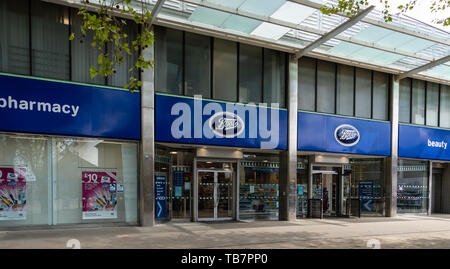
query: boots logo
209 112 244 138
335 124 360 146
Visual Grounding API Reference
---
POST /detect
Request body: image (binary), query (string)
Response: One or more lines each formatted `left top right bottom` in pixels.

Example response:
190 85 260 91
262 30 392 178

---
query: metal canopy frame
149 0 165 26
177 0 448 67
55 0 447 84
399 54 450 80
295 5 375 59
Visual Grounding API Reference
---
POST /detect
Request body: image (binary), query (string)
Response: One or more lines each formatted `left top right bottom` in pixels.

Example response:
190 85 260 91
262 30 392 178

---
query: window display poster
82 171 118 220
155 175 167 219
359 180 374 212
0 167 27 220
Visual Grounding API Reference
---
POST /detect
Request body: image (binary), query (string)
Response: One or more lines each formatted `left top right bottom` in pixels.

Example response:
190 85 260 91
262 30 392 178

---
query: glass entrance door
217 172 233 219
197 170 233 221
198 171 215 219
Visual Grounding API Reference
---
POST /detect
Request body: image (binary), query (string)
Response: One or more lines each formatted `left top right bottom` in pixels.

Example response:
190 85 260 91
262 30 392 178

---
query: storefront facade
0 0 449 228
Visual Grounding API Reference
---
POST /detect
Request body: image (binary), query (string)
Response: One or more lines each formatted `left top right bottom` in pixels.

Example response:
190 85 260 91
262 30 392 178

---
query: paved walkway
1 214 450 249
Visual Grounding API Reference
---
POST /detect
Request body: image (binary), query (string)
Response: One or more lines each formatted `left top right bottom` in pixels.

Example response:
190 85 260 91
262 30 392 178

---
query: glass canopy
142 0 449 84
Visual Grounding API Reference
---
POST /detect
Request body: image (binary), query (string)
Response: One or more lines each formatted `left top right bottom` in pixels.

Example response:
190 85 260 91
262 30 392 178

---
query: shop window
298 57 316 111
399 78 411 123
355 68 372 118
0 0 30 75
185 32 211 98
154 26 183 95
411 79 426 125
239 154 279 220
316 60 335 114
55 138 138 224
0 134 49 226
336 64 354 116
426 82 439 127
239 44 262 104
0 134 138 227
397 159 429 214
263 49 286 108
349 159 386 216
440 85 450 128
31 1 70 80
372 71 389 121
213 38 237 102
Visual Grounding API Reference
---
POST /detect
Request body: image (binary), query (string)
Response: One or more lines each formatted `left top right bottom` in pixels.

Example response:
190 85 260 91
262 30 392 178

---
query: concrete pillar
279 54 298 221
386 75 399 217
139 28 156 226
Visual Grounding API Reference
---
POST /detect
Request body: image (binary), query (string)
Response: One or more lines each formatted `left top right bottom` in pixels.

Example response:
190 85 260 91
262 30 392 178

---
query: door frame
193 158 239 222
309 164 345 217
196 169 233 221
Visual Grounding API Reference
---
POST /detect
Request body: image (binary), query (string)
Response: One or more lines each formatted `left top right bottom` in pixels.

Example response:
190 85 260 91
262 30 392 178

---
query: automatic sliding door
217 172 233 219
198 172 215 219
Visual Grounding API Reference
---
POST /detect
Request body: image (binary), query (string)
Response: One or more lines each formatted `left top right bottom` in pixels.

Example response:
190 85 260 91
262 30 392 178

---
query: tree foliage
70 0 154 91
320 0 449 26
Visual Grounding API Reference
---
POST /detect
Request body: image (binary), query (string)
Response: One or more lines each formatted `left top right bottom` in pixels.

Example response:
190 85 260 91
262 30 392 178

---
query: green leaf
89 66 98 79
98 54 103 65
69 32 75 41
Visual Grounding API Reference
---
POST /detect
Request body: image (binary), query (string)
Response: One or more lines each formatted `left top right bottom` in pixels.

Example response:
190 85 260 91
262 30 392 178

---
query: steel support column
139 27 156 226
386 75 399 217
279 54 298 221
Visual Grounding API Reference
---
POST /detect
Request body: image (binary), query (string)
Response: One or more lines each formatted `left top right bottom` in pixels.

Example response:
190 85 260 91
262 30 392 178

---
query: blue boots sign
155 93 288 150
298 111 391 156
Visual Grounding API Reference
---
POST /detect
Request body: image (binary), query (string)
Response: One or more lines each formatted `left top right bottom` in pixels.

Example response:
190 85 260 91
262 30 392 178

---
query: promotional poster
82 171 118 220
0 167 27 220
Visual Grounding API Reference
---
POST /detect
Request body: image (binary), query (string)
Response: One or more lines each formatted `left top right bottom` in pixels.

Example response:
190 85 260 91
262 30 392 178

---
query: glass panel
170 152 193 219
71 8 104 85
31 1 70 80
185 32 211 98
198 171 215 219
440 85 450 128
298 57 315 111
350 159 386 216
239 44 262 104
217 172 233 219
322 173 336 216
316 60 335 113
399 78 411 123
213 38 237 102
263 48 285 108
0 134 49 227
336 64 354 116
355 68 371 118
239 154 279 220
55 138 138 224
155 26 183 95
372 71 389 121
296 157 308 219
312 173 322 199
411 79 425 125
426 82 439 126
107 22 139 88
397 159 428 214
0 0 30 75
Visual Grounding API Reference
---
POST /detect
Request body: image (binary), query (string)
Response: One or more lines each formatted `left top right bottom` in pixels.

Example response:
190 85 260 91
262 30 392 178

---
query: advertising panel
0 168 27 220
82 171 118 220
